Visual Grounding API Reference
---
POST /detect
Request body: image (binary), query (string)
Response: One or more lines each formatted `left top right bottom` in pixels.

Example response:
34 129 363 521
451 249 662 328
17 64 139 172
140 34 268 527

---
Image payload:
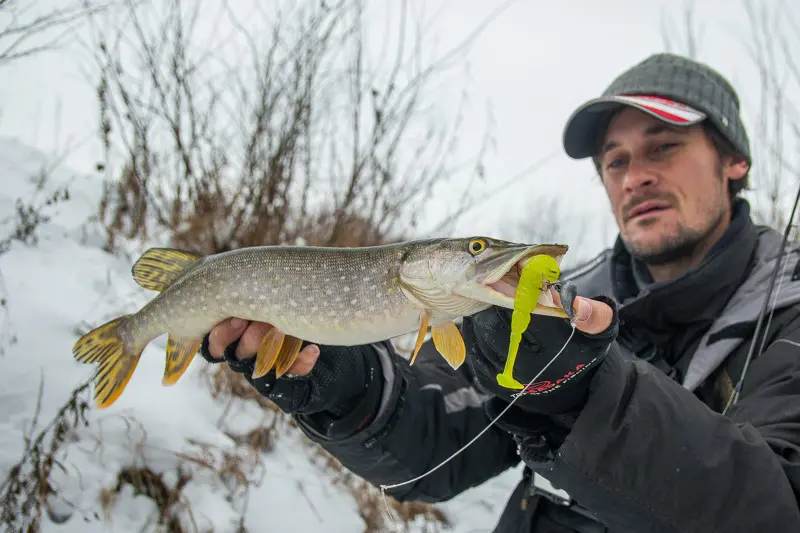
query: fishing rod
723 178 800 414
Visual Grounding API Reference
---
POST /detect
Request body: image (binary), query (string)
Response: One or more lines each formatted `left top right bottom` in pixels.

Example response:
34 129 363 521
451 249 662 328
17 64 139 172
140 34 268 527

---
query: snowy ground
0 137 526 533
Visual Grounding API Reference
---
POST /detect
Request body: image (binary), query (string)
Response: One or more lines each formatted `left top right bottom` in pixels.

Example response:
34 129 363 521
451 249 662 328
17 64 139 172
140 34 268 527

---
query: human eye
654 141 679 154
604 154 626 170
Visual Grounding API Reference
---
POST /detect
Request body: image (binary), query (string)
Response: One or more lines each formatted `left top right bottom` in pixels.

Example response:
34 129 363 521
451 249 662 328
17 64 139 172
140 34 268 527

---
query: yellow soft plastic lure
496 254 561 389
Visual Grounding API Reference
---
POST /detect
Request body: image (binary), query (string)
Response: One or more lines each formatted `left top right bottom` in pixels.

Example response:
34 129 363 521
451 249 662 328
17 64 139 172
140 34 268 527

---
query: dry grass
316 447 452 533
198 357 451 532
0 377 92 532
99 465 193 533
96 425 267 533
84 0 489 257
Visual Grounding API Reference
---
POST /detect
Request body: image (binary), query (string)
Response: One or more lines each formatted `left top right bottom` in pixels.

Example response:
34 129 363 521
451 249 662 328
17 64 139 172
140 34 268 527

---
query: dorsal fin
131 248 203 291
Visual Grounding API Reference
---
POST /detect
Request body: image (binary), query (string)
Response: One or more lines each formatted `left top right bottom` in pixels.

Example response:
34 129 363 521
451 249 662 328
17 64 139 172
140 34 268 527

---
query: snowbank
0 137 524 532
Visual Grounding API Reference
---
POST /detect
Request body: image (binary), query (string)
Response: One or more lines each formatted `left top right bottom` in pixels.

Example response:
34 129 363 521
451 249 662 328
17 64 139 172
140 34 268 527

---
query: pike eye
469 239 486 255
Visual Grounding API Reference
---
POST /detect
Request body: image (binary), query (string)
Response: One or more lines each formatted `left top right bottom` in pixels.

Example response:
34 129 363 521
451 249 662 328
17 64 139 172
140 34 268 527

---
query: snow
0 136 526 532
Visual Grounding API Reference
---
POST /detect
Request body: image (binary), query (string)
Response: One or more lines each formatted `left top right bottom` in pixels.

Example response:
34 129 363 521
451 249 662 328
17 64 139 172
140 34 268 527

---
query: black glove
462 282 619 417
198 336 384 436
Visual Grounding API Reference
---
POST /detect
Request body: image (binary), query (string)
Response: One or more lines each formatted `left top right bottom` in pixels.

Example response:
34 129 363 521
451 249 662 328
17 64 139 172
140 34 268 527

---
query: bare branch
86 0 501 253
0 0 111 66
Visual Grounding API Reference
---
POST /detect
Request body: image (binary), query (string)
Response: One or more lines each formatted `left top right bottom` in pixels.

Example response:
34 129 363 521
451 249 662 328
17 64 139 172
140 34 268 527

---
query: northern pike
72 237 570 408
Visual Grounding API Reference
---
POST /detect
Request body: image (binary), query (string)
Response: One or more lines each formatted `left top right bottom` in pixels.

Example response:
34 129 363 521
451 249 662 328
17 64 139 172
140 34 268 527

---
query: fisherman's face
597 107 749 265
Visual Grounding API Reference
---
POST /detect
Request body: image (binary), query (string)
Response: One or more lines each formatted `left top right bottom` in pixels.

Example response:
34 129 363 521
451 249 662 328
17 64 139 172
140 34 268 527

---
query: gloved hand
462 282 619 417
198 319 382 427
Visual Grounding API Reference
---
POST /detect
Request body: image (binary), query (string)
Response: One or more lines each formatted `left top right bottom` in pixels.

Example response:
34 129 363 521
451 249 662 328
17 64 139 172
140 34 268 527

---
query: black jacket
295 200 800 532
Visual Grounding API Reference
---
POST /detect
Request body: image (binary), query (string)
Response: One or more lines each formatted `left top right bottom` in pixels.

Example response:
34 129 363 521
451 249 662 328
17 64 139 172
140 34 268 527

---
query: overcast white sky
1 0 797 261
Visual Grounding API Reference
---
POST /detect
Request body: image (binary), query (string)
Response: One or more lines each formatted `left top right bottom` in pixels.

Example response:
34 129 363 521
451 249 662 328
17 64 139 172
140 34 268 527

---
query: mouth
454 243 569 317
626 200 672 221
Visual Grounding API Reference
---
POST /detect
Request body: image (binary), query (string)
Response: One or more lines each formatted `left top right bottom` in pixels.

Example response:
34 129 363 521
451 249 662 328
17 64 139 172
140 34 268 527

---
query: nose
622 159 658 193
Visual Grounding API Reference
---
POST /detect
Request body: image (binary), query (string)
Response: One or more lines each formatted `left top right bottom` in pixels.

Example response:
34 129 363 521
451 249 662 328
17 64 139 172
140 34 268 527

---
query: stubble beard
624 187 729 267
625 209 725 266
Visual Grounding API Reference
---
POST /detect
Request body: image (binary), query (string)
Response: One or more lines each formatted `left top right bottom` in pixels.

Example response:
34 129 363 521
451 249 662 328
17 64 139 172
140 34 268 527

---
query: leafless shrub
660 0 800 239
0 160 73 358
0 377 92 533
737 0 800 237
0 0 109 66
499 194 594 270
0 163 72 256
84 0 494 255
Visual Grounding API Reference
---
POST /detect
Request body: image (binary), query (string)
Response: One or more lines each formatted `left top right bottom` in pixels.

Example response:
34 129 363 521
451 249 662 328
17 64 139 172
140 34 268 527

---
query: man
199 53 800 532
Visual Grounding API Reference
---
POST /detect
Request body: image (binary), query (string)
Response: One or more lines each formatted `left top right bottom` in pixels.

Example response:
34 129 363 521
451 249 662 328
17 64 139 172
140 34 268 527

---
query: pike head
397 237 569 317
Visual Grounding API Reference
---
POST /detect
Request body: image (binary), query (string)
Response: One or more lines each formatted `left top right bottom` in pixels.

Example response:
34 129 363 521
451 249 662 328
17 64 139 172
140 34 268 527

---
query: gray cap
562 53 751 163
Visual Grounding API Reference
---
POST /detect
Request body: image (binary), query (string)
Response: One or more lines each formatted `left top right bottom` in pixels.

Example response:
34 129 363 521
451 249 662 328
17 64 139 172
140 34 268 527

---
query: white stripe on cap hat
608 94 706 124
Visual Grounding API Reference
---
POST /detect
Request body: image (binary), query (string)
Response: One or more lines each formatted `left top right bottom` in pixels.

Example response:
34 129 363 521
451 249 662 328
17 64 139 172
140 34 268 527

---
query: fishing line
723 246 794 414
379 324 577 530
723 178 800 415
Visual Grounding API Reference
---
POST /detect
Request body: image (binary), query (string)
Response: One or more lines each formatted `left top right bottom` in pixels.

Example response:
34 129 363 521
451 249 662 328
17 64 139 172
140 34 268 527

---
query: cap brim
562 94 707 159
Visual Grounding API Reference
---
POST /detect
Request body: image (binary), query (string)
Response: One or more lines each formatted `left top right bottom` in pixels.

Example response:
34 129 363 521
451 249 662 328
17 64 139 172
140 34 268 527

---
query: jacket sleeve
294 337 522 503
525 315 800 532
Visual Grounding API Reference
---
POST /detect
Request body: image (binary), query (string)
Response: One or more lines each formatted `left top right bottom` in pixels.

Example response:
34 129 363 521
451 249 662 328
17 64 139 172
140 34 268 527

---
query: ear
726 155 749 182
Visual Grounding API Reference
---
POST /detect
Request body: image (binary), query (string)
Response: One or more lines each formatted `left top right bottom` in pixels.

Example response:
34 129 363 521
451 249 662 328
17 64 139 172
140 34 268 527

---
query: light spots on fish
343 286 350 292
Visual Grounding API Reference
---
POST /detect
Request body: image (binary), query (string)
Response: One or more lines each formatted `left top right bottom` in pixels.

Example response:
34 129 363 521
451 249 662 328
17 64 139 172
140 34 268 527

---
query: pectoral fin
431 320 466 370
163 335 202 385
409 310 429 366
274 335 304 377
252 327 286 379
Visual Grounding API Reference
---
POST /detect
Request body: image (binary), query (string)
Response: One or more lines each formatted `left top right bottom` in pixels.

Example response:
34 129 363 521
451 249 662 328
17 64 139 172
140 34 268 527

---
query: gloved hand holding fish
72 236 617 409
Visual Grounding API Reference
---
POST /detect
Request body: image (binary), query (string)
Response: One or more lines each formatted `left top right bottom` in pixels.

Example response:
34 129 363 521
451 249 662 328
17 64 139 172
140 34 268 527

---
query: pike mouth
456 244 568 314
485 253 563 299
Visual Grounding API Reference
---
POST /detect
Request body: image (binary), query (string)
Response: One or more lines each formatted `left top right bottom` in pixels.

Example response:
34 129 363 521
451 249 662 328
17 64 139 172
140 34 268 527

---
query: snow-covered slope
0 137 524 533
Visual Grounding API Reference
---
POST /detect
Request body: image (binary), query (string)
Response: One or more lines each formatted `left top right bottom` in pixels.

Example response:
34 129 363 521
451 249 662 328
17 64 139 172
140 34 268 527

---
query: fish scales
73 237 570 408
124 244 422 349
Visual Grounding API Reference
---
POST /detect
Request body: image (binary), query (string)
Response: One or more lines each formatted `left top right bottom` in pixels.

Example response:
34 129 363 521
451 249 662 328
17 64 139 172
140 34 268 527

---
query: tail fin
72 316 143 408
